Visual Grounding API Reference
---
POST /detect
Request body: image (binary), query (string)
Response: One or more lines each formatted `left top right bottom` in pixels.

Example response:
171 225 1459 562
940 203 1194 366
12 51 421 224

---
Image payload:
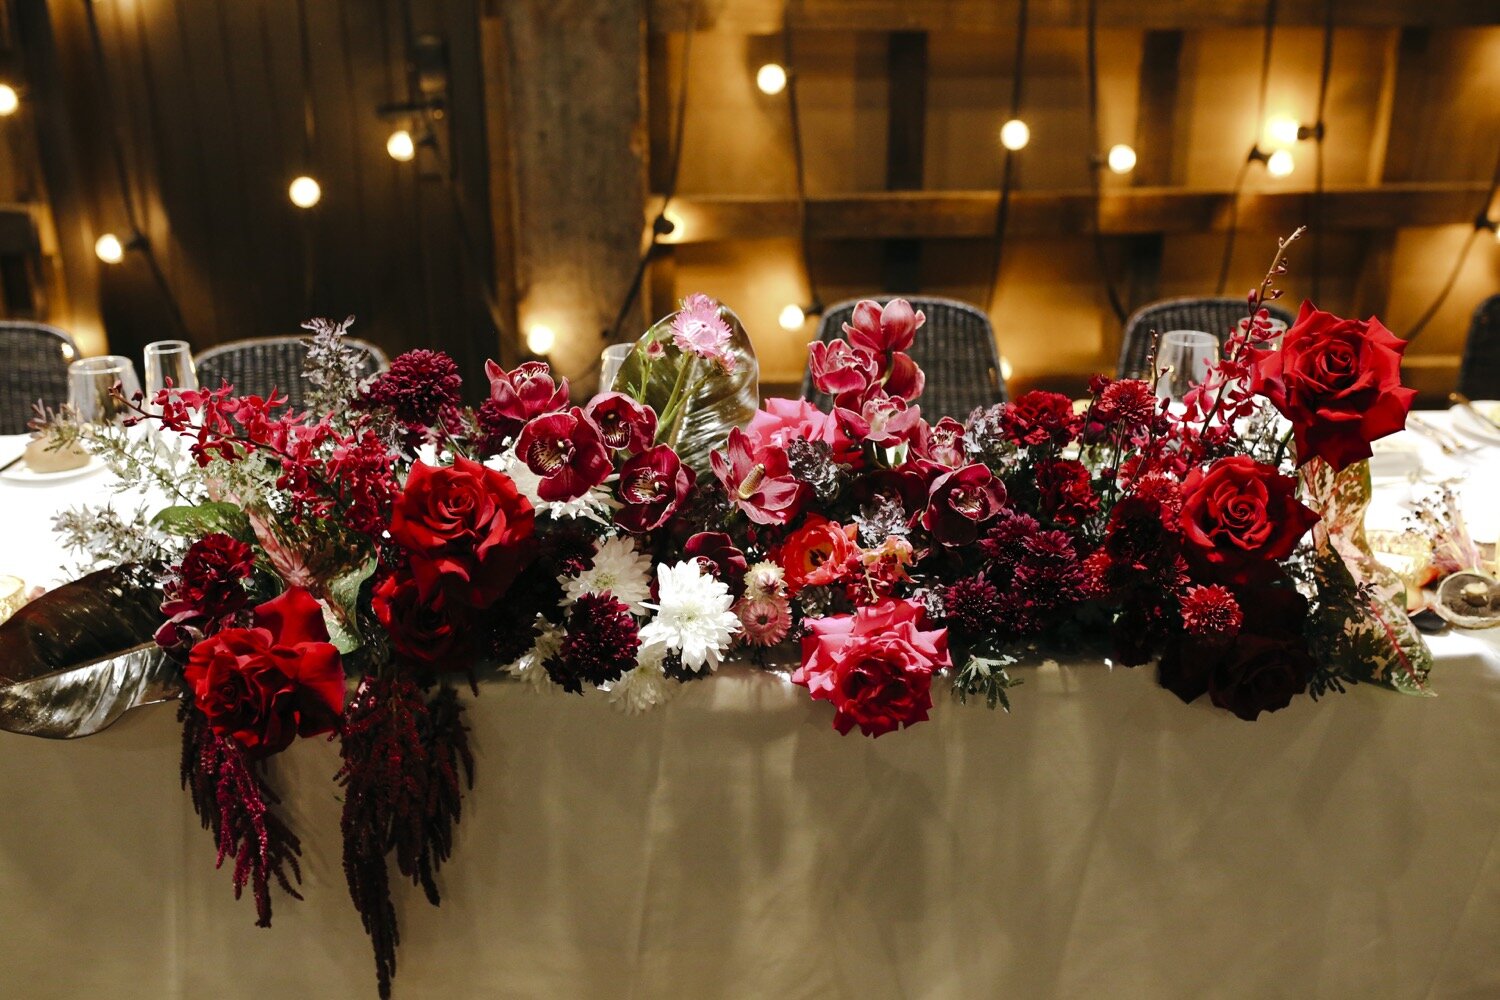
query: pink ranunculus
584 392 658 453
514 407 613 502
792 598 950 737
922 462 1007 545
615 444 694 533
710 427 808 526
807 339 879 404
842 298 925 356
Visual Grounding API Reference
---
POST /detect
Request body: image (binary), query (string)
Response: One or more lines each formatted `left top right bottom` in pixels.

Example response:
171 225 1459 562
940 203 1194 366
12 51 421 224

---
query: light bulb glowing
778 304 806 330
756 63 788 96
94 233 125 265
1106 144 1137 174
999 118 1030 152
999 356 1014 382
1265 115 1301 148
288 175 322 208
0 84 17 117
1265 149 1295 178
386 129 416 162
526 324 556 355
659 207 685 242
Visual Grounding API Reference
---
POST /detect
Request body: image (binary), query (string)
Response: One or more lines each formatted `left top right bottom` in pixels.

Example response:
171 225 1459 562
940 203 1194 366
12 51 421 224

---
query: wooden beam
1132 31 1182 189
653 0 1500 33
1380 28 1433 184
882 31 926 293
662 184 1492 242
479 12 522 368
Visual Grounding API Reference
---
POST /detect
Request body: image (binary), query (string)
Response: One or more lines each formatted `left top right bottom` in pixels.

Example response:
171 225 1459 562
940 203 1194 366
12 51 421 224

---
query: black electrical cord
782 2 820 315
983 0 1027 315
1310 0 1334 302
1405 140 1500 344
1084 0 1127 324
81 0 189 339
1216 0 1279 296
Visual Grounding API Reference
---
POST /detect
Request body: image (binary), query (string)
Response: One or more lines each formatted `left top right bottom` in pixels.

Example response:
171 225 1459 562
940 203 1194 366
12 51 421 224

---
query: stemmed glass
1154 331 1220 403
144 340 198 396
68 356 142 425
599 344 633 392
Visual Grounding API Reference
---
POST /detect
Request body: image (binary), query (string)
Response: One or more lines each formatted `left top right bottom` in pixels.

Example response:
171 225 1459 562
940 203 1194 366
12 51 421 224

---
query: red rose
776 515 858 595
371 570 469 666
389 456 536 607
514 407 613 502
792 599 951 737
584 392 657 453
1252 301 1417 471
922 463 1007 545
1000 391 1082 448
1179 456 1319 584
711 427 807 525
1035 458 1099 527
183 587 345 756
615 444 694 533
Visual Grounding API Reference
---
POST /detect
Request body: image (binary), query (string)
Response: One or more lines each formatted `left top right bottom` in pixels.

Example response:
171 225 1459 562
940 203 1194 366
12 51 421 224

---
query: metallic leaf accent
609 302 759 474
0 565 179 738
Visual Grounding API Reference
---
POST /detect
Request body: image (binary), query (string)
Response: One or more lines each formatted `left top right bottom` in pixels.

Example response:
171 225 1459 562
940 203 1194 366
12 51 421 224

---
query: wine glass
1154 331 1219 403
144 340 198 395
599 343 633 393
68 355 142 424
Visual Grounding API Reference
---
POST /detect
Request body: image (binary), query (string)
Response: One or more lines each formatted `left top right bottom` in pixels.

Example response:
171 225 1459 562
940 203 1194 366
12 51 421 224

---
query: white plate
0 455 107 485
1449 401 1500 446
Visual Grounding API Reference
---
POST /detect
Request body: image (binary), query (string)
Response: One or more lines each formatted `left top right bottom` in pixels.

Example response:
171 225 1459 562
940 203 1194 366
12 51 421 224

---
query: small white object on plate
0 455 107 485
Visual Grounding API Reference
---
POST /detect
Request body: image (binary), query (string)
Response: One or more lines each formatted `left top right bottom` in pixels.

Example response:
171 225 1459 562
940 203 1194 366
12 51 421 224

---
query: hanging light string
1216 0 1280 295
1084 0 1127 324
604 0 696 346
1405 138 1500 344
80 0 189 338
983 0 1027 315
1310 0 1334 301
782 1 821 316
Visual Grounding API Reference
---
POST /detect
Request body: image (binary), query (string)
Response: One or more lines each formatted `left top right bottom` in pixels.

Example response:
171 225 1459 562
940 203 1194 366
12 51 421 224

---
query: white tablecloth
1 419 1498 1000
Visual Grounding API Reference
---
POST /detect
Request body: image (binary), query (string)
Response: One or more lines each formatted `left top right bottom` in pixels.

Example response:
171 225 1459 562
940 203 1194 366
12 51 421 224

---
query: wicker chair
195 336 389 412
800 297 1006 419
1117 297 1296 379
1459 294 1500 400
0 322 79 434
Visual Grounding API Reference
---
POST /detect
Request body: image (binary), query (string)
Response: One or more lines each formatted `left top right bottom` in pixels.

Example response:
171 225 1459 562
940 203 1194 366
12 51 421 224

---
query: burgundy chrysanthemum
978 508 1042 567
546 593 641 693
1180 584 1244 638
1098 379 1158 426
361 349 463 428
941 575 1002 636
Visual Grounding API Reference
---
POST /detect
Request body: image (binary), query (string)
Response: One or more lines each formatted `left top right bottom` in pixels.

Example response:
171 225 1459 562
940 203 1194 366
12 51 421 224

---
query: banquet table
1 417 1499 1000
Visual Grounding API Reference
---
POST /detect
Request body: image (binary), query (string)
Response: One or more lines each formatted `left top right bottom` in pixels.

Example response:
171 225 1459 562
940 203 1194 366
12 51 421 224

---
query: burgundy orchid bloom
837 393 923 447
514 407 612 502
615 444 694 533
922 463 1007 545
710 427 808 526
808 339 880 404
881 350 926 401
683 531 749 596
911 416 967 469
842 298 925 355
584 392 658 453
481 360 570 442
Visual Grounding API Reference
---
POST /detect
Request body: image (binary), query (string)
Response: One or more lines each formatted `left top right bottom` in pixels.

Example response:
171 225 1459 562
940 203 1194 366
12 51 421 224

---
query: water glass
144 340 198 395
68 355 142 424
1154 331 1219 402
599 343 634 392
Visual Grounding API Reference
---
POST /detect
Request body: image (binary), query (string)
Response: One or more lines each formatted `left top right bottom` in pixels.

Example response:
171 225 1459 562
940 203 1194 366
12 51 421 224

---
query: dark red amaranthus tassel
338 674 475 999
178 698 304 927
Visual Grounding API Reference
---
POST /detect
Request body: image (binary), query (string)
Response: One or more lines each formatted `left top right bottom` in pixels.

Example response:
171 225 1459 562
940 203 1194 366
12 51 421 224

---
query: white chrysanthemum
563 535 653 614
504 620 563 691
639 560 740 673
605 645 677 715
485 449 617 523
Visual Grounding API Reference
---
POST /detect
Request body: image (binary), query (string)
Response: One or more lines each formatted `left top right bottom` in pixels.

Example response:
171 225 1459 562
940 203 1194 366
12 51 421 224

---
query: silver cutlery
1450 392 1500 435
1408 416 1474 455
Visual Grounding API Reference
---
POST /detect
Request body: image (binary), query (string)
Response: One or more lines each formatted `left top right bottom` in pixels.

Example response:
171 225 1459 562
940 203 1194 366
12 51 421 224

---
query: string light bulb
778 304 806 330
0 84 17 117
999 356 1014 382
1106 144 1137 174
288 175 322 209
386 129 416 162
1265 149 1295 178
1265 115 1301 148
755 63 788 96
526 324 556 355
999 118 1030 152
94 233 125 265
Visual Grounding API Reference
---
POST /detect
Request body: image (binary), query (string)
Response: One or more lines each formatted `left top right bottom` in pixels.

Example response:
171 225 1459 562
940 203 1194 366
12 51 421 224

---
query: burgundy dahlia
515 408 613 502
545 593 640 693
922 463 1007 546
584 392 658 453
360 350 462 429
615 444 694 533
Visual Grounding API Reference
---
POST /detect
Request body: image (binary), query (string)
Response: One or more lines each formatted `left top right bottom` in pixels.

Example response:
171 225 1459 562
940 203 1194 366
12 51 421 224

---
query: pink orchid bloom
710 428 807 526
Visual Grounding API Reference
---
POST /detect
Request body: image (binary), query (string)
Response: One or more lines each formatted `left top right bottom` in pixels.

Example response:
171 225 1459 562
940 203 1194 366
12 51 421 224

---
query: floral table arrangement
0 232 1432 997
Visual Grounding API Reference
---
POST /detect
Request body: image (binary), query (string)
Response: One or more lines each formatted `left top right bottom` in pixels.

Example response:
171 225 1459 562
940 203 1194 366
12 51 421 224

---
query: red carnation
1000 390 1082 448
1252 301 1417 471
1035 458 1100 527
922 463 1007 545
389 456 536 607
157 532 255 646
183 587 345 756
616 444 694 533
1179 456 1319 585
584 392 657 453
710 428 808 526
514 407 613 502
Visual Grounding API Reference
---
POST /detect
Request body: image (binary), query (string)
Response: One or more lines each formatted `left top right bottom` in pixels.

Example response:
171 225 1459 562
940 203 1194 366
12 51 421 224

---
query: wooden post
881 31 926 294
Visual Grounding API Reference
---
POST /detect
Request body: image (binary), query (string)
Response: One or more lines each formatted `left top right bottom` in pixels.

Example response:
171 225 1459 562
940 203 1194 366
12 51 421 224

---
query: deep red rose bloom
371 570 469 666
842 298 924 356
807 340 880 405
1179 456 1319 585
792 599 950 738
480 360 570 443
157 532 255 646
1035 458 1100 527
1252 301 1417 471
1000 391 1082 448
389 456 536 607
711 427 808 525
922 463 1007 545
514 407 613 502
584 392 657 453
616 444 694 533
183 587 345 756
682 531 749 595
776 515 859 595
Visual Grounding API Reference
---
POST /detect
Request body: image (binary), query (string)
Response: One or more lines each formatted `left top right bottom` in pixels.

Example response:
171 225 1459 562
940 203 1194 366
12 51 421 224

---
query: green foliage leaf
951 652 1022 711
150 501 251 541
324 557 377 655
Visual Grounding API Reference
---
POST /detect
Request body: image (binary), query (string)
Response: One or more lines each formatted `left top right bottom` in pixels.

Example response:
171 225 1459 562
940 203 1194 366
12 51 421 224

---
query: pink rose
747 397 853 458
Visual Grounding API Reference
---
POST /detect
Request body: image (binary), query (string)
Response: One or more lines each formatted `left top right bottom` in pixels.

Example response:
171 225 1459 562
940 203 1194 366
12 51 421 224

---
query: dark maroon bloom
360 350 462 429
157 533 256 647
807 339 879 405
615 444 694 533
1035 458 1100 527
941 575 1001 637
683 531 749 596
371 570 470 666
546 593 640 693
836 393 922 447
710 427 807 526
911 416 967 468
978 508 1042 568
480 360 570 443
584 392 658 453
515 408 613 502
1000 391 1082 448
1103 496 1178 575
922 463 1007 545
